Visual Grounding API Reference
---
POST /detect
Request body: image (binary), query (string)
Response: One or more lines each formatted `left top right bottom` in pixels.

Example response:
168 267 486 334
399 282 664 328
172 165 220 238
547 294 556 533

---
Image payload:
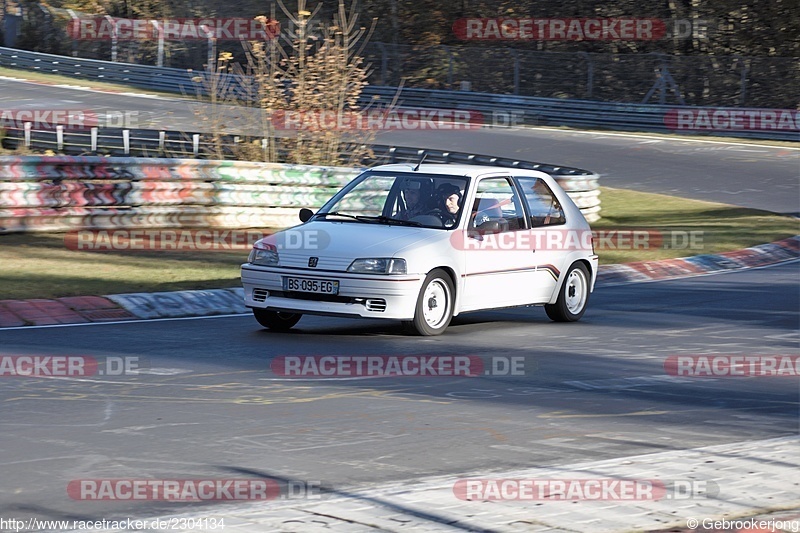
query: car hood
259 220 448 270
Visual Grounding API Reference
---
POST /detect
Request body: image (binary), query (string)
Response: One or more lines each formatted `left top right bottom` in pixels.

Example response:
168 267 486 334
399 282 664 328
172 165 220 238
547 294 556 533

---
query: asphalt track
1 263 798 522
0 76 798 527
1 77 798 214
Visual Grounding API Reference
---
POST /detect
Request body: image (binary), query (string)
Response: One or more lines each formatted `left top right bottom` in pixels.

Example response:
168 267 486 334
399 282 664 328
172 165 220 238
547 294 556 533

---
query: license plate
283 277 339 295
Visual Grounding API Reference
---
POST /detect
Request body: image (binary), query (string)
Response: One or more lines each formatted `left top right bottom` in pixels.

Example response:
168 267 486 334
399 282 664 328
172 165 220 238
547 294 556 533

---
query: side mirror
299 208 314 222
477 220 503 234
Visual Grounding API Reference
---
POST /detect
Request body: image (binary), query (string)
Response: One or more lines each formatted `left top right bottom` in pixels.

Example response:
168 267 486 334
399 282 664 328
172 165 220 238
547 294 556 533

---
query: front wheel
253 309 302 331
409 269 454 336
545 262 590 322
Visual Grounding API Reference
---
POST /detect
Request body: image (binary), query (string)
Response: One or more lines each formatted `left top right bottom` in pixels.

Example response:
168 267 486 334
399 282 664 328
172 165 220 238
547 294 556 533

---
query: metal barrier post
151 21 164 68
91 127 98 152
104 15 118 62
642 54 685 105
736 55 750 106
67 9 79 57
37 5 53 51
510 49 520 95
377 43 388 86
443 45 453 87
200 24 216 72
578 52 594 99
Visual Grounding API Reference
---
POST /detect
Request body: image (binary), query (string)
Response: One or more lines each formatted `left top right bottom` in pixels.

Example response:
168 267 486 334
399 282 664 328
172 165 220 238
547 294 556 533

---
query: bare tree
194 0 381 165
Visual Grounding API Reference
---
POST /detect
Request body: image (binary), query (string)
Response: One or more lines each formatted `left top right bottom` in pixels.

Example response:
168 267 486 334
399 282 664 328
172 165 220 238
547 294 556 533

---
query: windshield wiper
316 213 423 227
358 215 422 227
315 211 362 221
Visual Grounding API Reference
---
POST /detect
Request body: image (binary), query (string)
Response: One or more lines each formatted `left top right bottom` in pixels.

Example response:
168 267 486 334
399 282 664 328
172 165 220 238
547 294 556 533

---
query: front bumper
241 265 424 320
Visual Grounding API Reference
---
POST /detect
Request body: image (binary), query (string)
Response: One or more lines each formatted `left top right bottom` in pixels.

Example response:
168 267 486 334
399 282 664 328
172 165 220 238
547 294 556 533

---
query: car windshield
315 171 470 230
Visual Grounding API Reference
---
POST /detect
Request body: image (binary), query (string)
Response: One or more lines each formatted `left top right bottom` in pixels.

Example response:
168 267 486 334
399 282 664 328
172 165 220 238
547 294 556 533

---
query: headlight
248 240 279 266
347 258 407 274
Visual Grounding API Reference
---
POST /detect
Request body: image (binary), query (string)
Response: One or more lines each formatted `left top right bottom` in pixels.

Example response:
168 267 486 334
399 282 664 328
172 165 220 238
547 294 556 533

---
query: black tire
253 309 302 331
545 262 590 322
409 269 454 336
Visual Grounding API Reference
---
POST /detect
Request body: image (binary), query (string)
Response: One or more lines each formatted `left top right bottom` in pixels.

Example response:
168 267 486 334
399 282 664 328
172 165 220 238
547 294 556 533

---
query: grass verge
593 187 798 264
0 187 797 300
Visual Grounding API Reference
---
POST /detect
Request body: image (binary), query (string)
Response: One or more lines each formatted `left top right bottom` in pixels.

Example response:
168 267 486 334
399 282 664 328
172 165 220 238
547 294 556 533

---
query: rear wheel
253 309 302 331
545 262 590 322
409 269 454 336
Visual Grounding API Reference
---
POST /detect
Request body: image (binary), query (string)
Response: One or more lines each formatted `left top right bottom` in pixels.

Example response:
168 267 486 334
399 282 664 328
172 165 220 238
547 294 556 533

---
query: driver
432 183 464 227
399 179 433 220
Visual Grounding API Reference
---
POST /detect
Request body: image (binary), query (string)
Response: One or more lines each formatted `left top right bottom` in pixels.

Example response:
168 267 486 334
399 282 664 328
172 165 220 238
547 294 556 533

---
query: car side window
517 177 566 227
470 177 526 233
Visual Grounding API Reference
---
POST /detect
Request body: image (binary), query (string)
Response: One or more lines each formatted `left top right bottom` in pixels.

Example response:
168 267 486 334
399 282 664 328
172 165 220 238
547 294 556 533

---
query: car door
514 176 571 303
459 176 538 312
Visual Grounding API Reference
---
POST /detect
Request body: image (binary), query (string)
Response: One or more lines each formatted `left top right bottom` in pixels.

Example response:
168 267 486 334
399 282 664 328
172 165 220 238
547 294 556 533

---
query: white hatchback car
241 164 599 335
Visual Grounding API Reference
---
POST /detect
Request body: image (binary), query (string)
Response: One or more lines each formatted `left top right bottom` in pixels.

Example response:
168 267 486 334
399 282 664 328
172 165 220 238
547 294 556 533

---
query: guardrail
2 125 221 158
0 46 199 94
0 154 601 233
1 47 796 141
0 123 601 180
362 87 799 142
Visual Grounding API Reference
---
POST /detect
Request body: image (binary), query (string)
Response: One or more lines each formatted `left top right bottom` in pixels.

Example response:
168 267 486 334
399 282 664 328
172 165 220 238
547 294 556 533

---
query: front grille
270 290 353 303
254 290 385 309
365 299 387 312
278 253 352 271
